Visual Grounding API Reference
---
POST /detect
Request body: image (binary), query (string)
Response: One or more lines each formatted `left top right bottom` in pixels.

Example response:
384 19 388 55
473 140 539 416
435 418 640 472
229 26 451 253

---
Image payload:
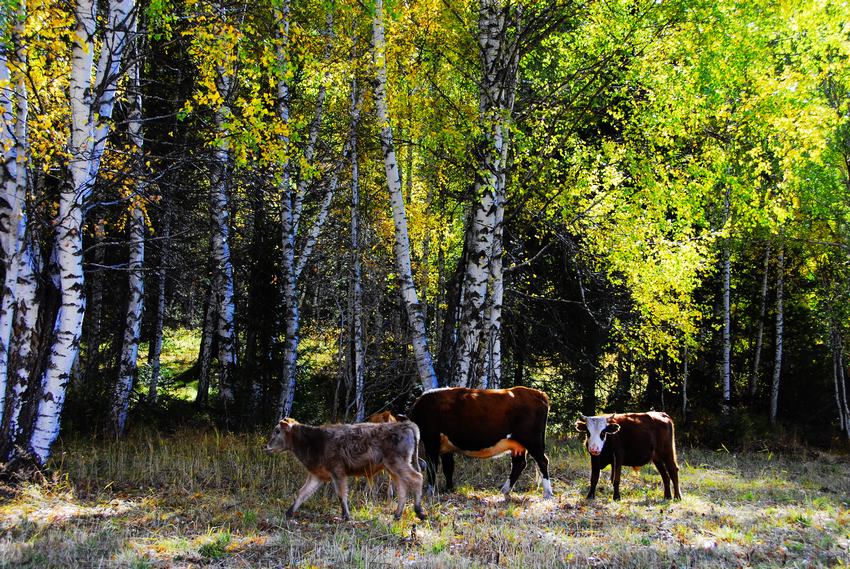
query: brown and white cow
265 418 426 520
575 412 682 501
408 386 553 499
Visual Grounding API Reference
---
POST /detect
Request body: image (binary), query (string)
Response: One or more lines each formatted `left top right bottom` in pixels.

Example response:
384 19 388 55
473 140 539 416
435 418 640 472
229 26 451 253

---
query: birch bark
750 242 771 399
721 184 732 404
277 5 343 417
371 0 438 392
348 71 366 422
147 213 170 403
0 0 28 424
112 49 145 436
30 0 136 464
769 239 784 425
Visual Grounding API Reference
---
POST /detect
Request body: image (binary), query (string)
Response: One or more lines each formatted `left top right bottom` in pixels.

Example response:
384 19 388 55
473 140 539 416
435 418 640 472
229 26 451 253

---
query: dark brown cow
408 387 553 498
575 412 682 500
265 418 426 520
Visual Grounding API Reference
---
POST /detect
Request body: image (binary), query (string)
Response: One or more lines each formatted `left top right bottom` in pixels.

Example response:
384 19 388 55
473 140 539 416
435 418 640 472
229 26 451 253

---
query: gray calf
265 418 426 521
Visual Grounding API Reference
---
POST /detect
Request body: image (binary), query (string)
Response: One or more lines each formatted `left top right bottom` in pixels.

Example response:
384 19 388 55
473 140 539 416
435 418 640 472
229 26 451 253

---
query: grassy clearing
1 431 848 568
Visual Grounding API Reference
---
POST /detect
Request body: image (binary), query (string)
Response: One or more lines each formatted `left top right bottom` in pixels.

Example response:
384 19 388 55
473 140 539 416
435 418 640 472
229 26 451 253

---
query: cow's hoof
415 508 427 521
393 513 403 521
284 507 296 518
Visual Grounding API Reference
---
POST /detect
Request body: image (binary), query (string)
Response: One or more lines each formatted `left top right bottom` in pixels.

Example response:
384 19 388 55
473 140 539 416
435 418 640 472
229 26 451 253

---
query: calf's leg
287 473 324 517
331 475 352 521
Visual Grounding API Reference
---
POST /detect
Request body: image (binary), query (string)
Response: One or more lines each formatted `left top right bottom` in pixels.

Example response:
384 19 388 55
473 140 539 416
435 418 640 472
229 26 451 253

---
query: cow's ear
605 423 621 434
575 420 587 432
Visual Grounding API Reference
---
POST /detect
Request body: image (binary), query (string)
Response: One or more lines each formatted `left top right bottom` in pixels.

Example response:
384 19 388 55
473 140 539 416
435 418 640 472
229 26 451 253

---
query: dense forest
1 0 849 470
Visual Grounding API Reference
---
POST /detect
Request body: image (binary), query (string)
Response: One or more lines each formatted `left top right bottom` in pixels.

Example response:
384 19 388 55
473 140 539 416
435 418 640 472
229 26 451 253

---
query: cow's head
265 418 299 453
574 414 620 456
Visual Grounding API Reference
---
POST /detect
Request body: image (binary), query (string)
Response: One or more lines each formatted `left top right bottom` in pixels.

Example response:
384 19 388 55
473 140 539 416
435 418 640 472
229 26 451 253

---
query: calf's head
265 418 299 453
575 414 620 456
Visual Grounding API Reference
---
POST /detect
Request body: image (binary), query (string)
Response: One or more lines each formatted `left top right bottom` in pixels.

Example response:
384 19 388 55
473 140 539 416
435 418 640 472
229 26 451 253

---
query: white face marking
585 416 610 456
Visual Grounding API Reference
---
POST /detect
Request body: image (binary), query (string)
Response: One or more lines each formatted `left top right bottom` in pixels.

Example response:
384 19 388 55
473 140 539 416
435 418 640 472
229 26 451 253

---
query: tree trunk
682 343 689 423
371 0 438 392
769 239 784 426
348 71 366 422
750 242 771 400
29 0 136 465
210 94 237 413
111 53 145 436
721 185 731 405
147 213 170 404
454 0 519 389
2 240 40 459
0 1 27 424
195 288 216 406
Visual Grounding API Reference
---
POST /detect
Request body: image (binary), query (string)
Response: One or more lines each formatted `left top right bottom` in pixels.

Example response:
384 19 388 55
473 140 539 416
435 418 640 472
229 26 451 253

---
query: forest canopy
1 0 849 466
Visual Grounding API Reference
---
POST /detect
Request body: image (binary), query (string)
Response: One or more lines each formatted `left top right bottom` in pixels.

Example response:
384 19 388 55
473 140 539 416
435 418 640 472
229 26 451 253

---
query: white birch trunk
348 72 366 422
456 0 517 388
769 240 784 425
682 342 689 420
210 61 236 410
721 186 732 404
840 352 850 442
4 238 39 455
276 2 344 417
30 0 136 464
195 289 216 406
831 326 846 434
148 214 170 403
112 51 145 436
372 0 438 392
0 1 28 424
750 242 771 399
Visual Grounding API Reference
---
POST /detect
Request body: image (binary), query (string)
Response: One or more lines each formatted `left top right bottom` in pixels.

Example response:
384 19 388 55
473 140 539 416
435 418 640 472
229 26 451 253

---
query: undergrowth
0 429 848 568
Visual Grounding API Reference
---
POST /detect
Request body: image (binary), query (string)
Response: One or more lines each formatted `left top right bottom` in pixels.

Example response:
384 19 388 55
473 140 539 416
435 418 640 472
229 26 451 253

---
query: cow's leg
586 464 600 499
526 444 553 499
666 457 682 500
654 459 672 499
286 474 324 517
441 453 455 492
611 457 622 501
331 475 352 521
421 433 441 495
501 451 527 496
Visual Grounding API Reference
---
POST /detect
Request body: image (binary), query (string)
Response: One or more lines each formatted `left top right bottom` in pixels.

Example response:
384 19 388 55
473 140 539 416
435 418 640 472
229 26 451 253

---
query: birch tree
111 45 145 436
371 0 438 392
454 0 519 389
276 3 345 418
29 0 136 464
769 238 784 425
0 0 28 425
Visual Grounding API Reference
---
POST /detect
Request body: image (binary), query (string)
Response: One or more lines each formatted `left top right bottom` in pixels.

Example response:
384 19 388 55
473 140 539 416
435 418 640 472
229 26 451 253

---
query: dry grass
1 429 849 568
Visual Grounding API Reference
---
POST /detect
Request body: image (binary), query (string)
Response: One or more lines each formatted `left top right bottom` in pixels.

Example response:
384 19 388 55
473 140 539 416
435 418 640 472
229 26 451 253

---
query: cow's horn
580 414 589 421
